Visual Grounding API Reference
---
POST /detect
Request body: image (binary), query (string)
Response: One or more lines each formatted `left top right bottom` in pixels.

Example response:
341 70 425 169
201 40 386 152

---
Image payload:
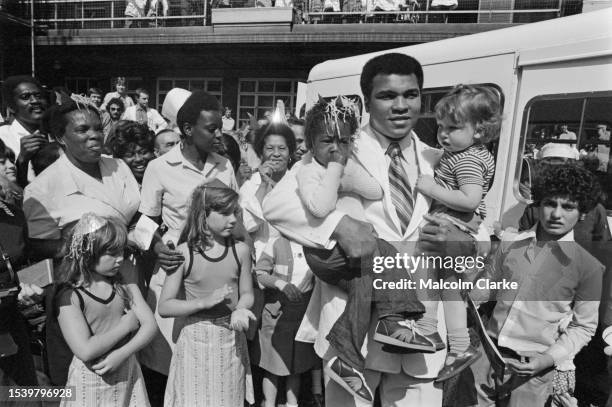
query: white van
305 9 612 230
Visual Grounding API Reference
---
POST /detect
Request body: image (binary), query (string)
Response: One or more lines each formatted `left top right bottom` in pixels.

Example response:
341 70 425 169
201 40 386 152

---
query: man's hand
505 354 554 376
18 130 48 162
418 214 474 257
153 241 185 272
331 215 378 262
17 283 44 306
281 283 303 302
552 393 578 407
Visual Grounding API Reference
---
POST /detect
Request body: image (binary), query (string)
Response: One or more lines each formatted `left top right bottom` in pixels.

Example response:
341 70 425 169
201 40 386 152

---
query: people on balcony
125 0 147 27
429 0 458 23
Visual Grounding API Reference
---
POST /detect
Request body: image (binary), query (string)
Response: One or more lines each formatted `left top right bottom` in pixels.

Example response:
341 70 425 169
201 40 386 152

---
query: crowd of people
78 0 457 27
0 51 610 407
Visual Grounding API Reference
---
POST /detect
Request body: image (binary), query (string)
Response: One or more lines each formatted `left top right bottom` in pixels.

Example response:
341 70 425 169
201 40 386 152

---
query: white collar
10 119 32 136
368 124 414 155
513 223 576 258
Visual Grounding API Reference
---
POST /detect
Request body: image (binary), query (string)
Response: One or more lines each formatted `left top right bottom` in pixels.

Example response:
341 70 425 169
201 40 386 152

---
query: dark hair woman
23 96 142 386
109 121 155 184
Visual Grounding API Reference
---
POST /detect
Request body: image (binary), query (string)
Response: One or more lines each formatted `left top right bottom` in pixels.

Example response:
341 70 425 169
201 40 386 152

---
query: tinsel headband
318 95 360 138
68 213 108 260
70 93 100 112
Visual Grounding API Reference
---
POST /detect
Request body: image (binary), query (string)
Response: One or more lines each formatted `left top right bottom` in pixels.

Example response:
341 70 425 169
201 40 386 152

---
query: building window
65 77 97 95
514 92 612 208
156 78 223 112
65 77 142 98
237 79 299 128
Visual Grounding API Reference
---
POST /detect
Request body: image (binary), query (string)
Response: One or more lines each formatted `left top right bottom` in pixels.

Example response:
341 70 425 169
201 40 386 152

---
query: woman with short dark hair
23 97 142 386
109 121 155 184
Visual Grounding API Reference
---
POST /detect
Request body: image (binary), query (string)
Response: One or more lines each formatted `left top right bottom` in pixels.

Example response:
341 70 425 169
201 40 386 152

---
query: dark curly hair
253 122 296 159
304 99 360 151
108 121 154 159
42 98 101 142
360 53 424 103
1 75 44 111
532 163 601 213
106 97 125 114
176 91 221 138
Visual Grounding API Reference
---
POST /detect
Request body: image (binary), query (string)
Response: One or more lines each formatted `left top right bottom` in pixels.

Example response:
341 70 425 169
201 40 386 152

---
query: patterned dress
164 241 254 406
58 286 150 407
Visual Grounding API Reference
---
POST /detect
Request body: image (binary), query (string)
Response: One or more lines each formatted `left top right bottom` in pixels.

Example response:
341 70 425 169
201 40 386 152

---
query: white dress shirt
122 105 168 133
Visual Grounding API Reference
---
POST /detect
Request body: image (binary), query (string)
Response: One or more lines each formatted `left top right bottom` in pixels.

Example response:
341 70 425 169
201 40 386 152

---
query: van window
414 88 449 148
415 85 503 161
515 93 612 211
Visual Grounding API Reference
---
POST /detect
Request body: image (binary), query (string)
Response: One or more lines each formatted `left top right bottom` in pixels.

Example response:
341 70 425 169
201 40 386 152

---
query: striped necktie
387 142 414 234
136 107 147 126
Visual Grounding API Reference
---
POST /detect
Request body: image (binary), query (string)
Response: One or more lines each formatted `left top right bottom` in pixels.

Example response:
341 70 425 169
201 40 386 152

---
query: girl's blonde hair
435 84 502 143
56 215 131 306
178 181 240 253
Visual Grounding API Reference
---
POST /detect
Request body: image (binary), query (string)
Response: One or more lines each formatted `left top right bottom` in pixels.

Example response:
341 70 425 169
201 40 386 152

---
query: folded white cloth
603 326 612 356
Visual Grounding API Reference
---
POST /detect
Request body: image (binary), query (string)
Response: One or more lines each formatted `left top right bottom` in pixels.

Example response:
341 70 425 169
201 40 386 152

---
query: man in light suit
122 88 168 133
263 53 481 406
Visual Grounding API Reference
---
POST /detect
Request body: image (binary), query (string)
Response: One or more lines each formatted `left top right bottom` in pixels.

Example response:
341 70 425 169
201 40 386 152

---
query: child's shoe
435 345 481 382
425 332 446 351
374 318 436 352
324 356 373 403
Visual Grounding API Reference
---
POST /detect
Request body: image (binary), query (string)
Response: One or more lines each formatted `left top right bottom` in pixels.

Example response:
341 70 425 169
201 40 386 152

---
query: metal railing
18 0 577 30
23 0 208 29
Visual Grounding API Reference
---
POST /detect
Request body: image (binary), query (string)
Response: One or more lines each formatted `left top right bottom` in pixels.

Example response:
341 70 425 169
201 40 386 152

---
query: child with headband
296 97 431 403
54 214 156 406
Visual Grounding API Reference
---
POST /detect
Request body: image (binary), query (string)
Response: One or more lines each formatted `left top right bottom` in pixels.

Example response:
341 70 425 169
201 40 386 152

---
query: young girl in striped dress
159 181 255 406
414 84 502 381
55 214 156 406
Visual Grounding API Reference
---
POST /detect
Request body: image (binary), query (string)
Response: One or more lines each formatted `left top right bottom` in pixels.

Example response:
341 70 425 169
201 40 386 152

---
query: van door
500 52 612 228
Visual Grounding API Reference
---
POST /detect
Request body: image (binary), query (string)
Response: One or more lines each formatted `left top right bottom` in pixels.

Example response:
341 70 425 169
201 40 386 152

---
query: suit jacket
264 124 452 378
122 105 168 133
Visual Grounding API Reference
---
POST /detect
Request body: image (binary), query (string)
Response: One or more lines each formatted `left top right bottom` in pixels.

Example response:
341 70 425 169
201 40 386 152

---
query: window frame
155 77 223 112
513 90 612 205
237 78 300 128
